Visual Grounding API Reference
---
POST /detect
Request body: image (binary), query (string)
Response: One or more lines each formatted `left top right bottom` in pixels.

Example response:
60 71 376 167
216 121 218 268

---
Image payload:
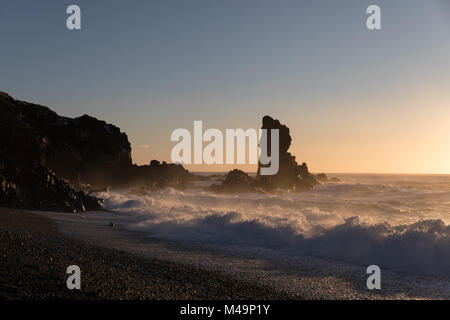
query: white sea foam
97 174 450 276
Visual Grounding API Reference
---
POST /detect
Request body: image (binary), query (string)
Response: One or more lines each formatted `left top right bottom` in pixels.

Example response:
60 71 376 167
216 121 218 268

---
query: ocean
97 174 450 277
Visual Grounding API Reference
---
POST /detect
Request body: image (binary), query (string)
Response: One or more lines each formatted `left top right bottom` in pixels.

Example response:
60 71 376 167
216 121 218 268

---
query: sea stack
257 115 319 192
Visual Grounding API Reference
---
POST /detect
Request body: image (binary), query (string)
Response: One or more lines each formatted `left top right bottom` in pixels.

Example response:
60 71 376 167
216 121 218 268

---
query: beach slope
0 207 290 299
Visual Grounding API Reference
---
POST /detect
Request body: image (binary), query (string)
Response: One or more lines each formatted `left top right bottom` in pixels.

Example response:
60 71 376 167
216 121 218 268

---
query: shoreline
2 207 449 300
0 207 292 299
35 209 450 299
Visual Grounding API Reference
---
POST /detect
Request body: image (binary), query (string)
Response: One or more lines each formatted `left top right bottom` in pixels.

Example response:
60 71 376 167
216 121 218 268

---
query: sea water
97 174 450 276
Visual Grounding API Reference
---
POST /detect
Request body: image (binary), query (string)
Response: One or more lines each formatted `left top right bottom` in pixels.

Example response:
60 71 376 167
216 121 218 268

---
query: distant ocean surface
97 174 450 276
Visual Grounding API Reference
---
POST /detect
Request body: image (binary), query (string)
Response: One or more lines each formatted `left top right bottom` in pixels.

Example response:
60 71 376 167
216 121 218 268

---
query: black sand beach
2 205 449 300
0 207 292 300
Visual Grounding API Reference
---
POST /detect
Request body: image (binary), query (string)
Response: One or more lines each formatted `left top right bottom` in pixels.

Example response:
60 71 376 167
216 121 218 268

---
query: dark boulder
315 173 328 183
130 160 193 190
215 169 257 193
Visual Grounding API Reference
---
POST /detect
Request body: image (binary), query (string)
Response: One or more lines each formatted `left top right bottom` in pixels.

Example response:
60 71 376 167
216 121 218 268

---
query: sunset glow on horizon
1 0 449 174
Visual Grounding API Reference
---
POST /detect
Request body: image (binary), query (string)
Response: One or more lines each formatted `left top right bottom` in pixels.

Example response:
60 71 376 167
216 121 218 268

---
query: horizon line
190 170 450 176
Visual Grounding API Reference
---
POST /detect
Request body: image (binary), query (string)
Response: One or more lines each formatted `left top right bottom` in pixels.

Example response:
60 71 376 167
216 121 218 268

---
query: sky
0 0 449 174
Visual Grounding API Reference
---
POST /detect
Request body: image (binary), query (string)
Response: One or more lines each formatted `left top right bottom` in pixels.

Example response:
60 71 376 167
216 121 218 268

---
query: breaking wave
98 174 450 276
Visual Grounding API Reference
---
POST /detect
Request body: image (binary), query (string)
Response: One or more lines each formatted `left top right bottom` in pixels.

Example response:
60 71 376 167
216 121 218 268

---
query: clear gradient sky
1 0 449 173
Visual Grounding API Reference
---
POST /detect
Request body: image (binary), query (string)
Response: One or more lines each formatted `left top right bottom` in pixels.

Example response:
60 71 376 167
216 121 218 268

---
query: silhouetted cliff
0 92 106 211
0 92 192 211
0 92 132 186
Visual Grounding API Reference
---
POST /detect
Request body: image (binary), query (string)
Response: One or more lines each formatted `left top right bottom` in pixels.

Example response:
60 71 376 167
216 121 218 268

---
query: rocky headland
0 92 191 212
1 92 329 212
